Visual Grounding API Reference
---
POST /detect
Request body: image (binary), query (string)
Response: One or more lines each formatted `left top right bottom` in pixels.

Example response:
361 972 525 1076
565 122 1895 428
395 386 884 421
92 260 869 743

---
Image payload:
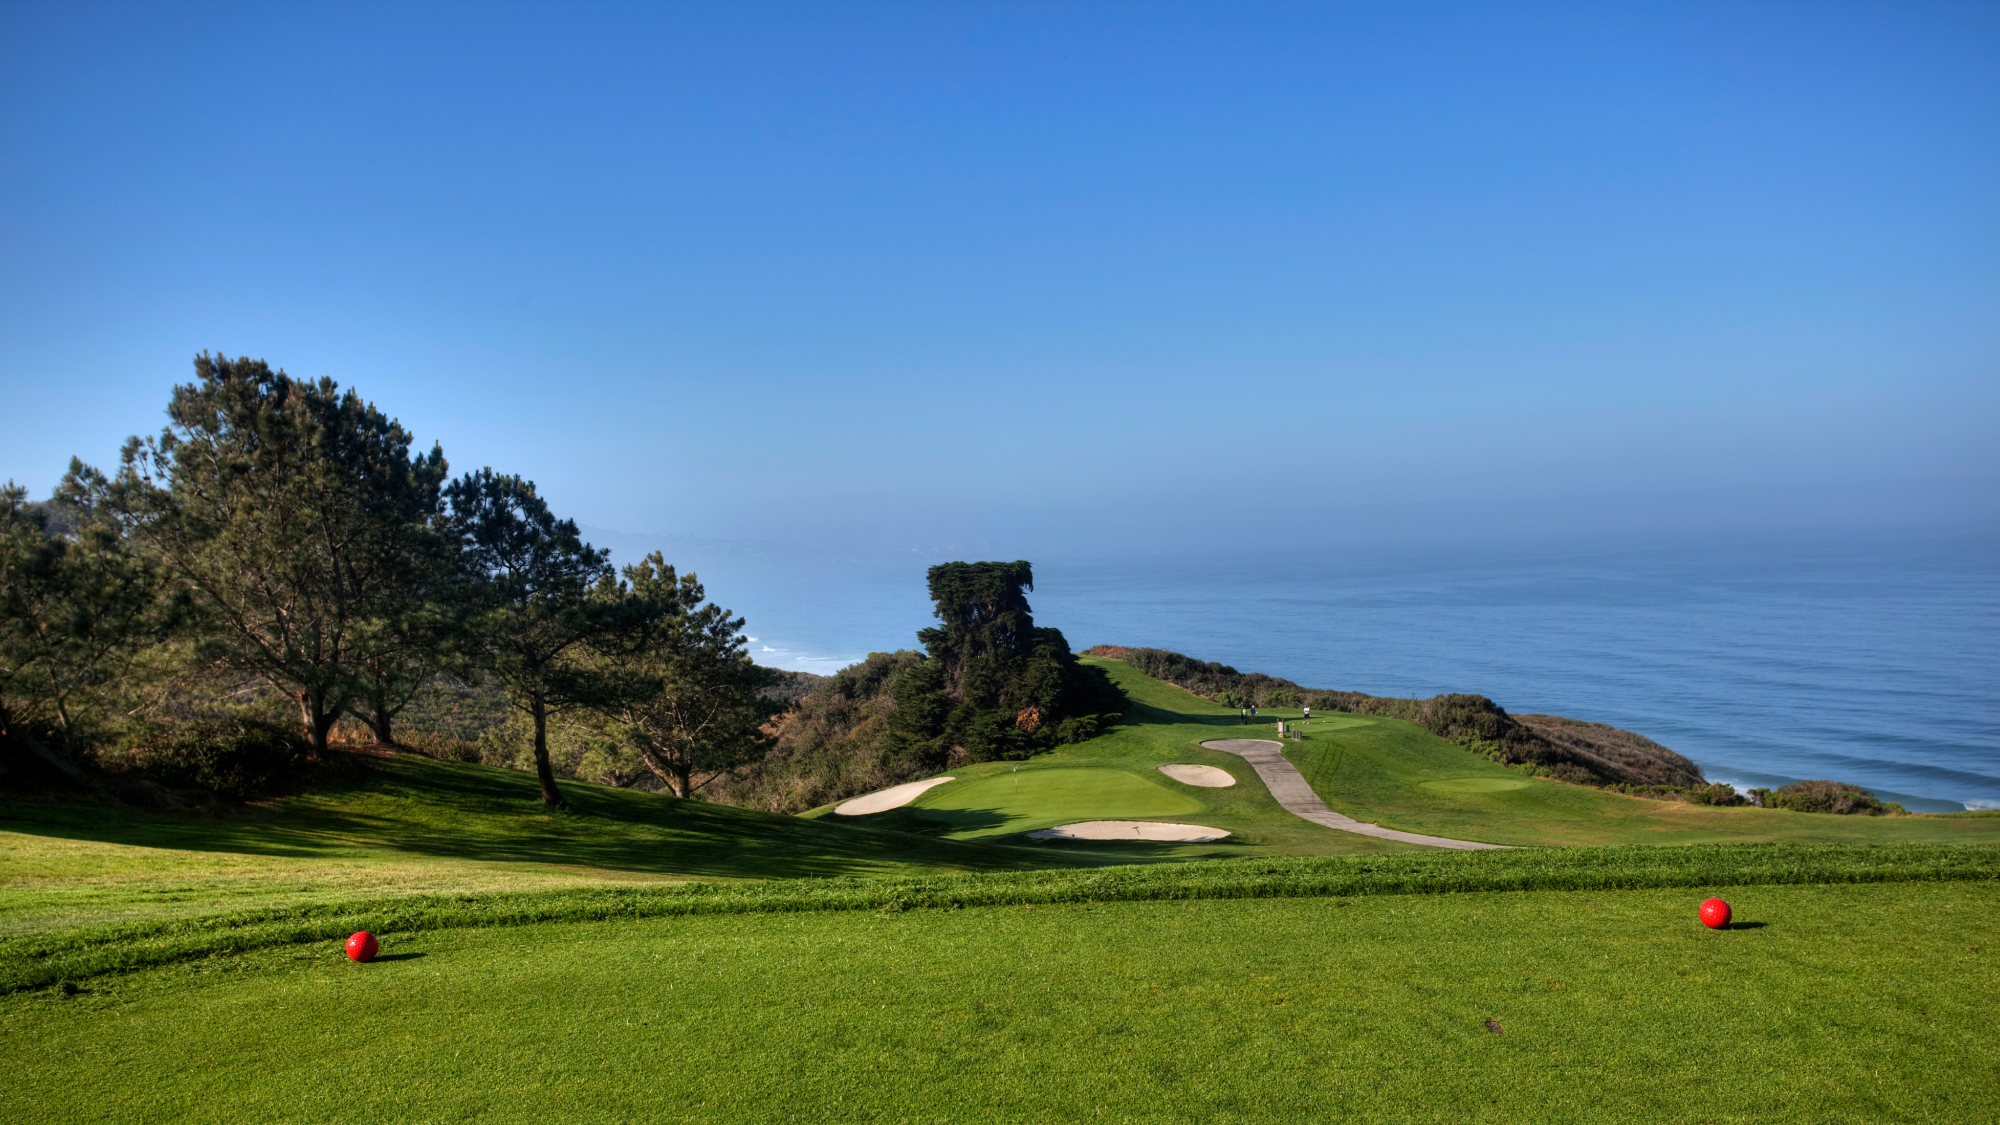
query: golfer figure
1302 704 1311 722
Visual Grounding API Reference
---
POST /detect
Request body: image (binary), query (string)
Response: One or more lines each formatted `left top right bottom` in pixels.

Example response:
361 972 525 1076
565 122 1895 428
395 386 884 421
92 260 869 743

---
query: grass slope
1278 707 2000 847
0 752 1111 943
8 879 1996 1123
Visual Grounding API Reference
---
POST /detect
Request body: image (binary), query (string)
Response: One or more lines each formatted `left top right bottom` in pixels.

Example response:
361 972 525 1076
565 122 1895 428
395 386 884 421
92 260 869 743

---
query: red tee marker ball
345 931 379 962
1699 898 1732 929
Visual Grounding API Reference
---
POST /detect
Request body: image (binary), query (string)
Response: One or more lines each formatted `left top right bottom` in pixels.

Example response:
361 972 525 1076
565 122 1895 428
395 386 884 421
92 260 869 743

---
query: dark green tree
343 489 459 747
447 469 623 808
887 560 1121 768
592 553 779 798
99 355 444 756
0 472 161 780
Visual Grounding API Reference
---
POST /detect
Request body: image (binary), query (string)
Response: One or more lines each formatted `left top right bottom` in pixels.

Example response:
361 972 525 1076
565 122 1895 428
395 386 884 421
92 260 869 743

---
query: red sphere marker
1699 898 1732 929
345 931 379 962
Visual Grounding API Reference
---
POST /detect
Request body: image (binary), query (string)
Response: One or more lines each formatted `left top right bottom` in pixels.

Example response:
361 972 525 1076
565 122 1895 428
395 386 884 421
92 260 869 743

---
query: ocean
617 530 2000 814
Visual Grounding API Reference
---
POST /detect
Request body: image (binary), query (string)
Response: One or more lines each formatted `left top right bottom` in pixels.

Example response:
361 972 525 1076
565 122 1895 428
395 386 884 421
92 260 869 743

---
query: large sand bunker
1027 821 1231 842
1157 763 1235 788
833 776 955 816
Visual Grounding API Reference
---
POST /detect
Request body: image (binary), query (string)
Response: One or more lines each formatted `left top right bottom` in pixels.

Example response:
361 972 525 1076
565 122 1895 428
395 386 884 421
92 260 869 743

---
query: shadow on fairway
1006 833 1250 860
852 805 1017 837
0 755 1139 881
1725 921 1770 930
368 953 428 962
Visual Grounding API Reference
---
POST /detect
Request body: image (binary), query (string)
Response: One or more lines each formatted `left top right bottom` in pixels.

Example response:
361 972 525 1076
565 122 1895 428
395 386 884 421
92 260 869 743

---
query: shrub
1750 780 1904 816
393 729 484 763
117 716 308 798
1606 782 1748 806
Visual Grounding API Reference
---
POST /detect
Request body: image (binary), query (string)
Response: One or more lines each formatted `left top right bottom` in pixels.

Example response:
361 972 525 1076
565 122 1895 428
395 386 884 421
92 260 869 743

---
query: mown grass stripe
10 841 1995 993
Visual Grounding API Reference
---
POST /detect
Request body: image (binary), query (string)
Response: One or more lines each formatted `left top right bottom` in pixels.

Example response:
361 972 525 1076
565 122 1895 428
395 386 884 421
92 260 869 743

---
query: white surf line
1199 739 1510 850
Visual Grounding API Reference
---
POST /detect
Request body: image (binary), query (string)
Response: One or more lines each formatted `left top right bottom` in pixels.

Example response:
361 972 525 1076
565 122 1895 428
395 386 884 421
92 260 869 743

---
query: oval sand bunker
1157 764 1235 788
1028 821 1230 842
833 776 955 815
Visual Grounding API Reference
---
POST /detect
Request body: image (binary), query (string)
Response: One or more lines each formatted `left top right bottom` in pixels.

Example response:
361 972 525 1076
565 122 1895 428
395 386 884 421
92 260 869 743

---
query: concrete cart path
1200 739 1511 850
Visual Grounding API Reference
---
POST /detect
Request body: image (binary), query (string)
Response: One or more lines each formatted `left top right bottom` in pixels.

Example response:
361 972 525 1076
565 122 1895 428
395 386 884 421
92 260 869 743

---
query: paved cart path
1200 739 1510 850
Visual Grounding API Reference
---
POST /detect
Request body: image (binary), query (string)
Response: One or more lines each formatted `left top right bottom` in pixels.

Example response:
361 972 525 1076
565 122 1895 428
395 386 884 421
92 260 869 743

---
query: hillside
0 751 1123 944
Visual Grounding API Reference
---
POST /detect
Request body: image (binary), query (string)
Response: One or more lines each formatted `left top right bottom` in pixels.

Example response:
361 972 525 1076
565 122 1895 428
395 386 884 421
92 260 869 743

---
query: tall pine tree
886 561 1122 770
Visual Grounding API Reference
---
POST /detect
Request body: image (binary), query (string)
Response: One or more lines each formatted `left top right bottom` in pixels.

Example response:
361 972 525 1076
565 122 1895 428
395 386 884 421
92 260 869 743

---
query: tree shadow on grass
0 757 1132 881
1005 834 1252 861
846 806 1016 837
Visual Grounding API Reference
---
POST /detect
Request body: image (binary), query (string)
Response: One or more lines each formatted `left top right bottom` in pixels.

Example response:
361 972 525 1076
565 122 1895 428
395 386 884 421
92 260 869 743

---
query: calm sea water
642 532 1999 813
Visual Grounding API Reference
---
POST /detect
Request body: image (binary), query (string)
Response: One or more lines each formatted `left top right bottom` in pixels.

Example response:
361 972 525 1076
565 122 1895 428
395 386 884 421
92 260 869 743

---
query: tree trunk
297 690 334 757
529 691 566 808
634 745 686 797
366 702 394 747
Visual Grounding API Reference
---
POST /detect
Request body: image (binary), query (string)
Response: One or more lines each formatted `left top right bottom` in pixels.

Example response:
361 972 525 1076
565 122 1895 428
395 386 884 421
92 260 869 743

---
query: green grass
0 752 1117 943
1275 699 2000 847
7 879 1996 1123
7 655 2000 1120
9 841 1992 993
7 654 1994 980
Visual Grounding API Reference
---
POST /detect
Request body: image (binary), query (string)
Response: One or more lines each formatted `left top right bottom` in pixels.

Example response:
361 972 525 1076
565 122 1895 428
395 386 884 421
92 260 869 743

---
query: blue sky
3 1 1995 556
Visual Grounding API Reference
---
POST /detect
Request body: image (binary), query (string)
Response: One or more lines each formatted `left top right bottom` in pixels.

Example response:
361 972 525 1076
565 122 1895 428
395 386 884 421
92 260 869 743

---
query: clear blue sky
3 1 1994 556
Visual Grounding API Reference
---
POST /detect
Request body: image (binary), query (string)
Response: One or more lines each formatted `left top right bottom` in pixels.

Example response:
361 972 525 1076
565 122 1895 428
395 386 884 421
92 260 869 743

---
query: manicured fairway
7 880 1995 1124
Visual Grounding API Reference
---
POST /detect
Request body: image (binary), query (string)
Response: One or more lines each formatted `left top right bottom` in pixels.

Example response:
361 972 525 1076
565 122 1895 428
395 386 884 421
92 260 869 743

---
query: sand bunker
1027 821 1231 842
1157 763 1236 788
832 776 955 816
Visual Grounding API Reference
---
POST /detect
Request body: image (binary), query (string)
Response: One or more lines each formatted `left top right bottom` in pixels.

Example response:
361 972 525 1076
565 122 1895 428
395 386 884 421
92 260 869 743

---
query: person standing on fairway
1302 703 1311 722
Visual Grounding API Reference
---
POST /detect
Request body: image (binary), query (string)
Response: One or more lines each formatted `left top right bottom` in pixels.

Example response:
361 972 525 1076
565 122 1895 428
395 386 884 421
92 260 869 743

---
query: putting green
1420 778 1532 793
914 767 1203 827
1295 714 1371 731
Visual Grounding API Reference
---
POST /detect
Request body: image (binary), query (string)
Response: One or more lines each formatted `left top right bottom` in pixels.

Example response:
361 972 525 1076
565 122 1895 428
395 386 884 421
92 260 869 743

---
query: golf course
5 655 1999 1123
